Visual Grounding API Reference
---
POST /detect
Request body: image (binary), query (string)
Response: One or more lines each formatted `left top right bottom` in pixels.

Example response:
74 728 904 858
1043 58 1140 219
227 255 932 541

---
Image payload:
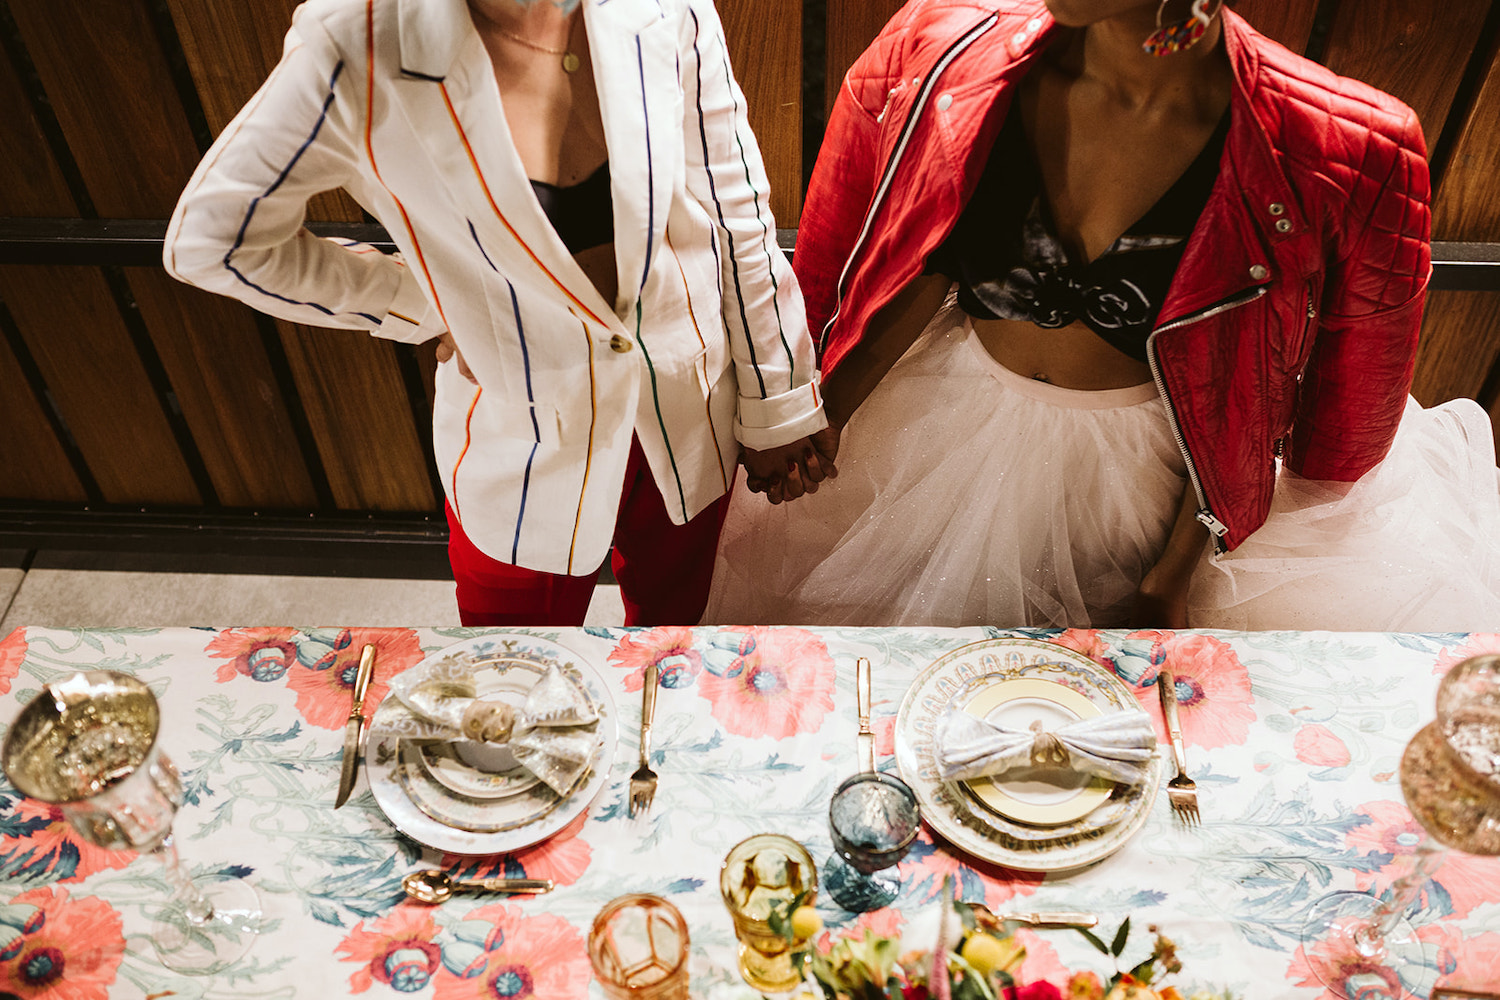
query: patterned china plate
366 634 616 855
411 658 552 801
963 678 1113 825
895 637 1163 872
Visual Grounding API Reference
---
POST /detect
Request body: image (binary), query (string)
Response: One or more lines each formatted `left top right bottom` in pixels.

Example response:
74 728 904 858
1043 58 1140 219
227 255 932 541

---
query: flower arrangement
769 881 1237 1000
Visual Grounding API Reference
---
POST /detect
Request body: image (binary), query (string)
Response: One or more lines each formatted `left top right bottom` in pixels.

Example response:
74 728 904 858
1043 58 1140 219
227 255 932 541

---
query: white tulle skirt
705 303 1500 632
1186 395 1500 631
703 306 1190 627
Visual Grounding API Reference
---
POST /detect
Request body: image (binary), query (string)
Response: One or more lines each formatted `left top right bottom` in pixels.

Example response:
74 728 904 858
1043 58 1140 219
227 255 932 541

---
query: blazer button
1275 218 1293 233
936 93 953 111
1249 264 1269 281
610 334 633 353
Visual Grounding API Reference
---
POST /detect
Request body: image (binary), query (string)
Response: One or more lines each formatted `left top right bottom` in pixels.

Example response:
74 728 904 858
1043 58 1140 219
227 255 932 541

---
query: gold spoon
401 869 554 904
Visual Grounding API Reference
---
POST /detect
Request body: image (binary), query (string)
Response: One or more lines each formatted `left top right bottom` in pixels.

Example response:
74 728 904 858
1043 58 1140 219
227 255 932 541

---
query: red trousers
446 438 730 627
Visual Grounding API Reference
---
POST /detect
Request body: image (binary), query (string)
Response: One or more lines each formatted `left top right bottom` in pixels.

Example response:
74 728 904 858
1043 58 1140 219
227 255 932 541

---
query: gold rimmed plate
365 634 616 855
962 677 1113 826
895 637 1163 873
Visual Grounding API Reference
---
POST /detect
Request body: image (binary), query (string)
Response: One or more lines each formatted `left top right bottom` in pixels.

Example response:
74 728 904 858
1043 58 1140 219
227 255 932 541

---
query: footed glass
2 670 263 975
720 833 817 993
824 771 921 912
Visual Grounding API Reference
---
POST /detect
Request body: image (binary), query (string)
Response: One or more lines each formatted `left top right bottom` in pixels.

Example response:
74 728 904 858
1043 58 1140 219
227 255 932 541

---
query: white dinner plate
962 677 1112 825
365 634 616 856
895 637 1163 872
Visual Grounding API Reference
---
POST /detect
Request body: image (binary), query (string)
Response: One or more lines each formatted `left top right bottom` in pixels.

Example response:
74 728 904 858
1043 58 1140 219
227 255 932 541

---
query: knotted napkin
387 660 600 795
935 706 1157 787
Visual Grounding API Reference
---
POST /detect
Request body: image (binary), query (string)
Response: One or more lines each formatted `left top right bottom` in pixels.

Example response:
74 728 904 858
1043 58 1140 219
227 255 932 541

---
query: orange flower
284 628 422 730
433 903 590 1000
440 812 592 888
1066 971 1105 1000
607 627 703 690
0 887 124 1000
695 628 836 739
335 904 441 993
0 627 25 694
0 800 135 883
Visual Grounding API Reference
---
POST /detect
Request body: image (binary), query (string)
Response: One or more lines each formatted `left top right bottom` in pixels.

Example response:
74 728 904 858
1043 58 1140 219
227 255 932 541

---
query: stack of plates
365 635 616 855
894 638 1163 872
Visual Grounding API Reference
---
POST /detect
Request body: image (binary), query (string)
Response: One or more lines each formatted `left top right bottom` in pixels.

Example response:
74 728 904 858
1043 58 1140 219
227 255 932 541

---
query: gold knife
856 656 874 773
334 644 376 809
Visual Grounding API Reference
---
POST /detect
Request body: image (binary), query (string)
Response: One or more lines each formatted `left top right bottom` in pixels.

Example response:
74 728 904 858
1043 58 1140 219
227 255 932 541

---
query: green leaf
1127 955 1157 983
1111 916 1132 957
1076 927 1111 955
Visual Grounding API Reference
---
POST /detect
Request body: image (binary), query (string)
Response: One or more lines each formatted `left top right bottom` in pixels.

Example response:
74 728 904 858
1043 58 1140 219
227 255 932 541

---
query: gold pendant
562 51 580 73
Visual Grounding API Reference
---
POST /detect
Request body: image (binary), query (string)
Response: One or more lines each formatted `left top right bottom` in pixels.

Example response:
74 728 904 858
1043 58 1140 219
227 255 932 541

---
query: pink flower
1346 800 1500 919
1011 929 1071 991
1131 633 1255 749
898 831 1043 912
695 628 836 739
0 887 124 1000
1429 927 1500 994
1434 634 1500 675
1294 724 1351 768
607 627 703 689
814 908 907 955
336 905 442 993
441 812 592 888
433 903 591 1000
1286 932 1403 1000
0 627 25 694
205 626 300 683
0 800 135 883
1051 630 1109 664
284 628 422 730
1065 970 1106 1000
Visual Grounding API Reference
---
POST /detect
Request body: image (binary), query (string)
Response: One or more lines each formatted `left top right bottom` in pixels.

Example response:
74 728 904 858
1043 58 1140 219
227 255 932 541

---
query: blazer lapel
389 0 617 324
587 0 679 319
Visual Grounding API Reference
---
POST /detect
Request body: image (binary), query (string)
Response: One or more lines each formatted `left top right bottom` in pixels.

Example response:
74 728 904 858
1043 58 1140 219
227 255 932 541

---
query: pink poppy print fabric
0 624 1496 999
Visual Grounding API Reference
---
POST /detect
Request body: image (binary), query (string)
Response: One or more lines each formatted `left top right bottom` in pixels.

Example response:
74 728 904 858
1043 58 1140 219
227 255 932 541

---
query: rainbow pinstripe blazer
165 0 824 575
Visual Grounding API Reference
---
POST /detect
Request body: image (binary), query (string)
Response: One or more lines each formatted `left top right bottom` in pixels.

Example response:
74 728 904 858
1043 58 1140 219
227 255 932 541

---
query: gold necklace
492 14 581 73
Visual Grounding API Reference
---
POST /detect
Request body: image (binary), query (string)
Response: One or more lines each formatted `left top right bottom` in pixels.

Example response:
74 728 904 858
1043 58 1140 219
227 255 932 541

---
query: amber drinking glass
720 833 817 993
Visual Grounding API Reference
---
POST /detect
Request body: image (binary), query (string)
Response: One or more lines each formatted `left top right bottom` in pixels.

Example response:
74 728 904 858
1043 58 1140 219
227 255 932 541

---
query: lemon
960 932 1008 977
790 905 823 940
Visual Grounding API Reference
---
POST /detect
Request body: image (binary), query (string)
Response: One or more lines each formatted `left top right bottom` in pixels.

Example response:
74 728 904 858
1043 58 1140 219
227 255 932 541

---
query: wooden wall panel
127 270 320 509
825 0 904 118
277 322 435 511
1320 0 1491 156
1231 0 1317 55
8 0 201 218
0 335 85 503
719 0 804 223
1414 46 1500 418
0 38 74 217
165 0 364 223
0 266 198 505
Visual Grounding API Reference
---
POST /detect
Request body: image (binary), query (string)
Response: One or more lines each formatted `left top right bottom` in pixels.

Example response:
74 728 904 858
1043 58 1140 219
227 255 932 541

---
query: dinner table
1 623 1498 1000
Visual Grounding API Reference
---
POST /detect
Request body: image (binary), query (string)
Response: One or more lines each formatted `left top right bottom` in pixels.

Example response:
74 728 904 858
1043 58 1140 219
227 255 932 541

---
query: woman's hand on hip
435 332 478 385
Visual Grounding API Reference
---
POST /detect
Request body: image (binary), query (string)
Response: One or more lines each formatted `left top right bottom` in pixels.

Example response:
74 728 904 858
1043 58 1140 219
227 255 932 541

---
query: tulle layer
1187 396 1500 631
704 308 1188 627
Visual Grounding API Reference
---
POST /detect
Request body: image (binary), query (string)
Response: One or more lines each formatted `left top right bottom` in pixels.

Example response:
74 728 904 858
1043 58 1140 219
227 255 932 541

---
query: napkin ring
1028 720 1069 767
461 699 517 744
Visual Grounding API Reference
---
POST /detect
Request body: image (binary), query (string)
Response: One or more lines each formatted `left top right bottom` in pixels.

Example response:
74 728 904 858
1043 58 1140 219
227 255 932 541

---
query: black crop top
925 109 1228 363
530 161 614 254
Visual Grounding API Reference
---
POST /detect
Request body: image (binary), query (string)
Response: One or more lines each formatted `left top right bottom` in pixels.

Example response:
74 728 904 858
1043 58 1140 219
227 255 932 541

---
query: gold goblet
2 670 262 975
719 833 817 993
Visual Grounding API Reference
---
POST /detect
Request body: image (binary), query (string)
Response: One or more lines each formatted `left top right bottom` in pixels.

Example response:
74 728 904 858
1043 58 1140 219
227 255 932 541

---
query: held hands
434 332 477 385
743 426 840 504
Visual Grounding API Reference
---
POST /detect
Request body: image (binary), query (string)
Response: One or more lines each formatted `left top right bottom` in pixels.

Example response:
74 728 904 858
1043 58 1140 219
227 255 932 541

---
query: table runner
1 625 1497 999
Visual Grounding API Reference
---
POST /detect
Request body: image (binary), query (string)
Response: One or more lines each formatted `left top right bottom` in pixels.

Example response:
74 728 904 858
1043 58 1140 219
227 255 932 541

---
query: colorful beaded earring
1141 0 1216 56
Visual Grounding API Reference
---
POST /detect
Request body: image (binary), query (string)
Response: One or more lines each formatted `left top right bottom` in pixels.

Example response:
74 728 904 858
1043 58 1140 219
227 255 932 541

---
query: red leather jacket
795 0 1431 551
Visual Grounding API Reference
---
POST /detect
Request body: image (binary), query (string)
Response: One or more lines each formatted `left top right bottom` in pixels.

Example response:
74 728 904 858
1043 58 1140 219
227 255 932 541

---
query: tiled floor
0 551 624 633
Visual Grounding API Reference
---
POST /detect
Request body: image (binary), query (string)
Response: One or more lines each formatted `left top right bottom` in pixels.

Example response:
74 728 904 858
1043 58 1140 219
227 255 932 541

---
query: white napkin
387 661 600 795
935 707 1157 786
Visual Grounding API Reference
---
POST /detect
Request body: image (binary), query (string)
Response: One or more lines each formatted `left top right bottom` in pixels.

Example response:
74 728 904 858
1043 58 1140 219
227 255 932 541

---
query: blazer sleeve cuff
735 378 828 451
375 267 443 344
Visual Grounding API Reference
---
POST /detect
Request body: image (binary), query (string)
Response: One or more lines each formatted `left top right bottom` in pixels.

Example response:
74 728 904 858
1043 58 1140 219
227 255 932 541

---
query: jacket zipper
818 13 999 355
1146 285 1268 553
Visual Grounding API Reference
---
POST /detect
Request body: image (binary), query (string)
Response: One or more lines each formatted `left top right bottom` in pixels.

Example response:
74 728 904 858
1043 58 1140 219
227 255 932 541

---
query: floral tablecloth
1 625 1498 1000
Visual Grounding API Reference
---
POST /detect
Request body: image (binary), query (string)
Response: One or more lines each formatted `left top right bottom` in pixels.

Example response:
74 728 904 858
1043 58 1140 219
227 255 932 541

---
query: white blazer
165 0 825 574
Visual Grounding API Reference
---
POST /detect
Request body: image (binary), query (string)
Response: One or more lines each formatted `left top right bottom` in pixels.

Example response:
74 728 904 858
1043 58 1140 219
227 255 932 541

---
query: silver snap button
1249 264 1269 281
609 334 633 353
936 93 953 111
1275 218 1293 233
1027 16 1043 29
1268 203 1285 216
1013 31 1027 45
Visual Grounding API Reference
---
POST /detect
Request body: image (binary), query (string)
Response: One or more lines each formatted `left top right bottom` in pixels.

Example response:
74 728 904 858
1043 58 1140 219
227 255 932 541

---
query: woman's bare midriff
970 314 1153 391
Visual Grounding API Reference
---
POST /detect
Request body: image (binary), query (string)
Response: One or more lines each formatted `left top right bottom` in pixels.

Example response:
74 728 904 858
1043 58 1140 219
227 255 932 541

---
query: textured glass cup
825 772 921 912
720 833 817 993
1300 655 1500 999
588 894 690 1000
2 670 262 975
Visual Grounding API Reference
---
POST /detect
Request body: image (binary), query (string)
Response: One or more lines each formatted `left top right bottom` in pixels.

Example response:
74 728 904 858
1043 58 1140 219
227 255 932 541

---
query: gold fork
1157 668 1200 826
628 662 659 818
